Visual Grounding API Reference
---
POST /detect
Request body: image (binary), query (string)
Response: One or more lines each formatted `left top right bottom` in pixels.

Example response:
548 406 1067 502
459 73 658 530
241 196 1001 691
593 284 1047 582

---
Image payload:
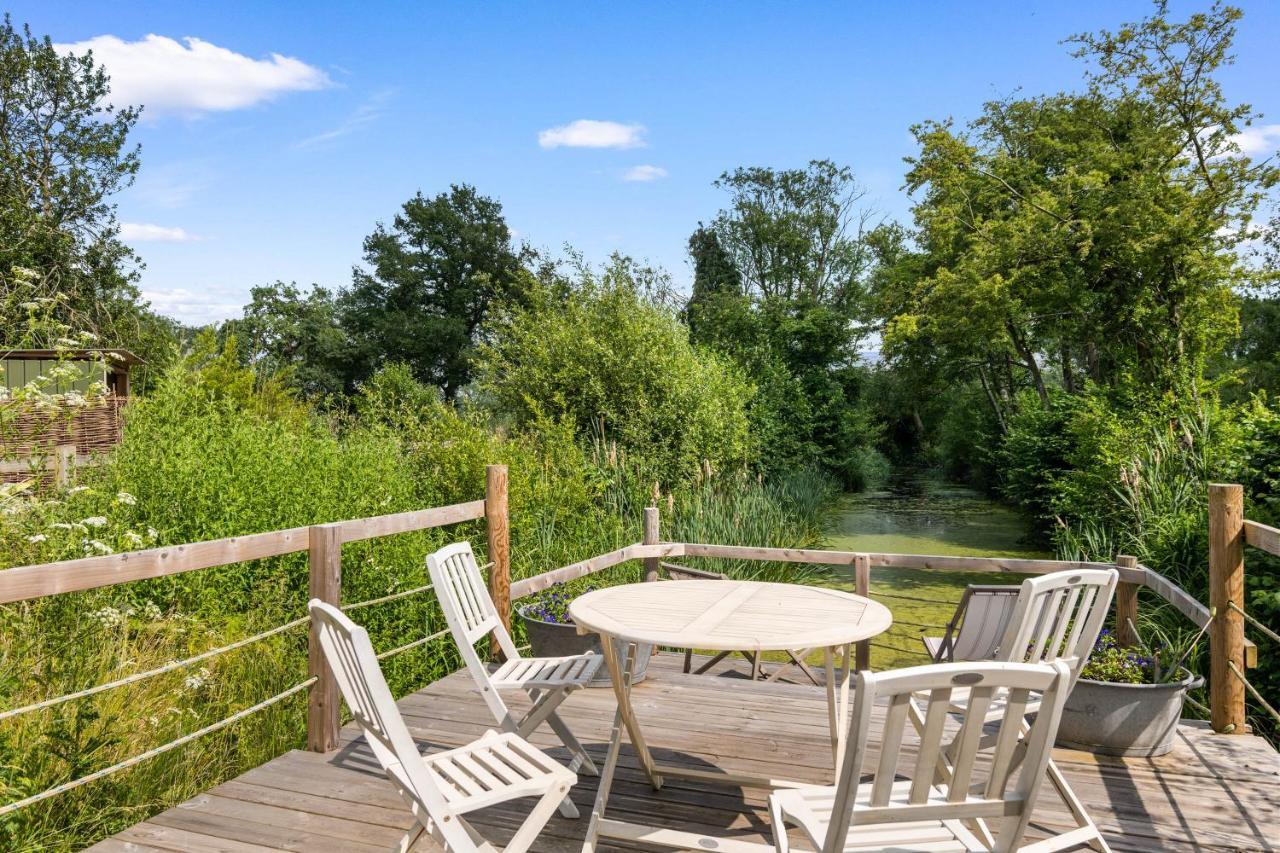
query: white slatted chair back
308 600 478 852
429 541 519 662
996 569 1118 682
827 660 1071 853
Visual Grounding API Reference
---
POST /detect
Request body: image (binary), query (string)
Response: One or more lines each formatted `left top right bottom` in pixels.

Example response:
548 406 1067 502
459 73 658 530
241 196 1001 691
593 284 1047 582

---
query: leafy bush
474 257 757 487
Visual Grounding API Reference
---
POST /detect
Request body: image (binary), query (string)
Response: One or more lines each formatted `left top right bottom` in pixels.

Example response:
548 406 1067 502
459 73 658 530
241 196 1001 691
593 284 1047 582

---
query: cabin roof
1 348 145 367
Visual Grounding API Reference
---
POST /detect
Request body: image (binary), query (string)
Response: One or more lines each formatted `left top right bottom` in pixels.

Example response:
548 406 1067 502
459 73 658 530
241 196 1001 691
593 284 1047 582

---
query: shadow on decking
94 654 1280 853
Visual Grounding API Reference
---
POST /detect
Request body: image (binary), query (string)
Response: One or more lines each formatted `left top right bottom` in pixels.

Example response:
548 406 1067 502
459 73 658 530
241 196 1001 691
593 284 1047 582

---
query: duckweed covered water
819 473 1047 670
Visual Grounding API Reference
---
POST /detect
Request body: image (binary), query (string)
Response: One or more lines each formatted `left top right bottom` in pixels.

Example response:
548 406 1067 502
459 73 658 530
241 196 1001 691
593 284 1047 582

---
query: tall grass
1051 408 1280 738
668 466 839 583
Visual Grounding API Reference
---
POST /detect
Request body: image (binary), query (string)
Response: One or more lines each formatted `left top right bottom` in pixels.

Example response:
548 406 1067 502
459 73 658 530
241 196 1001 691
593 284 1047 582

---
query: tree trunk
1086 340 1102 384
911 408 925 437
977 366 1007 434
1061 343 1076 394
1007 321 1048 404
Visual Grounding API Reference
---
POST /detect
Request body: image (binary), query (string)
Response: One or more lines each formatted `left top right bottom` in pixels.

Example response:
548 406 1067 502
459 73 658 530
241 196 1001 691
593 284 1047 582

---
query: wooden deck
92 654 1279 853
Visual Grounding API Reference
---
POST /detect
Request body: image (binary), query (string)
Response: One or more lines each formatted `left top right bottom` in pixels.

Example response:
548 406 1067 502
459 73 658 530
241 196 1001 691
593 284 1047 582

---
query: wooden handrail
1244 518 1280 557
0 499 487 606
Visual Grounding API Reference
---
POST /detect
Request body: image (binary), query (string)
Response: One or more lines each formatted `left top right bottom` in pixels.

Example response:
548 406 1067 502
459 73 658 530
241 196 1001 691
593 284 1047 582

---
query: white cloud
622 164 668 182
1227 124 1280 157
54 34 330 116
538 119 646 149
142 287 243 324
121 222 199 242
296 90 395 149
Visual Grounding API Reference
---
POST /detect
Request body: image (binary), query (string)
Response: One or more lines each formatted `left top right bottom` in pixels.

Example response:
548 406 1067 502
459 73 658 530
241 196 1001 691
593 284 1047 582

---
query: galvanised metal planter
517 605 651 687
1056 669 1203 757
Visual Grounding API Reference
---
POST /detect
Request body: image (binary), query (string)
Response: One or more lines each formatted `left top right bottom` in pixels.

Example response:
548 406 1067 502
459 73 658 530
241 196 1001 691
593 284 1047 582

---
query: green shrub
474 258 757 487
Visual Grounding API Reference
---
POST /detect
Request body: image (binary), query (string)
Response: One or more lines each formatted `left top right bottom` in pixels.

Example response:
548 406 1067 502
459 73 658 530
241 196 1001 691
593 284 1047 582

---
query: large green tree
877 2 1277 428
0 16 145 346
222 282 350 399
342 185 527 398
688 162 882 484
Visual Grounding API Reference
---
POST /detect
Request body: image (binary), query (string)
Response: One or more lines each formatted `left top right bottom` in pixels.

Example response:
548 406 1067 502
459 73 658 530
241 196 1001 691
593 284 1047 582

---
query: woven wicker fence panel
0 396 124 457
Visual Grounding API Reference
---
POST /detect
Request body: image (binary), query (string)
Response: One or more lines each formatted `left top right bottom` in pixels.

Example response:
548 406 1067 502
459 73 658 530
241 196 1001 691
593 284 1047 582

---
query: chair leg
683 648 693 673
546 708 599 776
692 649 733 675
506 781 575 853
1042 758 1112 852
393 821 427 853
768 797 790 853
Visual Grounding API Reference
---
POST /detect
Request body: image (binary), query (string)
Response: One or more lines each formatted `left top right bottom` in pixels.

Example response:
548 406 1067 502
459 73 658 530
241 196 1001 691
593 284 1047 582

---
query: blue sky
11 1 1280 325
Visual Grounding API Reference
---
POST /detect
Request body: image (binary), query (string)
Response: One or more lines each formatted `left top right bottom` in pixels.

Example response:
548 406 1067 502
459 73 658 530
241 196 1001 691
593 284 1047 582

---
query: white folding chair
428 541 601 819
923 584 1022 662
770 659 1072 853
913 568 1119 853
309 600 576 853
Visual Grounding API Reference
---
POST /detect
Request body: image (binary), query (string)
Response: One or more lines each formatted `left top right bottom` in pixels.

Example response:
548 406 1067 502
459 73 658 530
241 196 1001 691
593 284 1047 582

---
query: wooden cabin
0 348 143 484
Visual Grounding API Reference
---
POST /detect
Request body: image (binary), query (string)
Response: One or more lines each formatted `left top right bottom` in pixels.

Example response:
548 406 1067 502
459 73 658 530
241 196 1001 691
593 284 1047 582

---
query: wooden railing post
53 444 76 487
643 507 660 583
1208 483 1245 734
854 553 871 671
1115 554 1140 647
307 523 341 752
486 464 511 660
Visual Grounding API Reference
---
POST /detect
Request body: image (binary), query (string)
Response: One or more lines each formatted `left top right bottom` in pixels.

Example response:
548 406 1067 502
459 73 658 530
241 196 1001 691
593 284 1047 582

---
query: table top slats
570 579 892 651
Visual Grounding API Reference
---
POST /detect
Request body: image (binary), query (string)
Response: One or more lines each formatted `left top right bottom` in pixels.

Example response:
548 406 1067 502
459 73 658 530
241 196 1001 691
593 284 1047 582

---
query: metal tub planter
518 603 652 687
1056 669 1203 757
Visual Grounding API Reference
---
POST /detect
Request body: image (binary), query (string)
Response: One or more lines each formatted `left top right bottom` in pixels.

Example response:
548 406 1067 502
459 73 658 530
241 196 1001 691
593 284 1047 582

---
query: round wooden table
570 579 892 853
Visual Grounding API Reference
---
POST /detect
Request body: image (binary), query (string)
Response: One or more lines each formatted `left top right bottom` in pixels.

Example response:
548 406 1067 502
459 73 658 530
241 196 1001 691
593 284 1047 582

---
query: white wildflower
82 516 108 527
26 534 47 543
52 522 74 530
68 485 90 495
141 600 162 621
147 527 159 540
86 539 113 554
184 667 212 691
121 530 145 548
91 607 124 628
115 491 136 506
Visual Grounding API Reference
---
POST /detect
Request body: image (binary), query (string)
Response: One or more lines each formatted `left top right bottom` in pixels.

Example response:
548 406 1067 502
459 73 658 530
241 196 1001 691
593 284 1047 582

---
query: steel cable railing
1227 600 1280 645
0 569 469 815
0 614 311 723
0 676 317 818
1228 661 1280 726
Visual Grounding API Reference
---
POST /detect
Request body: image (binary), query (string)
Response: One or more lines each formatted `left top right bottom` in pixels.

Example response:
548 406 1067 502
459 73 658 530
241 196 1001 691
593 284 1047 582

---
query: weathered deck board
93 654 1279 852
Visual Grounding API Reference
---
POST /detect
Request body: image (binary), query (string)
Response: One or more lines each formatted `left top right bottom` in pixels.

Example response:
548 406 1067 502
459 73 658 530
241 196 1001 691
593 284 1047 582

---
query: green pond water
825 474 1049 559
818 473 1048 669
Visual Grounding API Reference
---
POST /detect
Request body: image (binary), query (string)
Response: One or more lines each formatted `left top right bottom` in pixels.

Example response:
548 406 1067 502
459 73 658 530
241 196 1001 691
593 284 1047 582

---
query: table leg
600 637 662 789
823 644 853 773
581 695 626 853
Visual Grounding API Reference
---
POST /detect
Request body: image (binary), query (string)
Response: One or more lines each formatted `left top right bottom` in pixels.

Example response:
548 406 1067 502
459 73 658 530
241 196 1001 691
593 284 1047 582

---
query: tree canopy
0 16 144 346
342 184 528 398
